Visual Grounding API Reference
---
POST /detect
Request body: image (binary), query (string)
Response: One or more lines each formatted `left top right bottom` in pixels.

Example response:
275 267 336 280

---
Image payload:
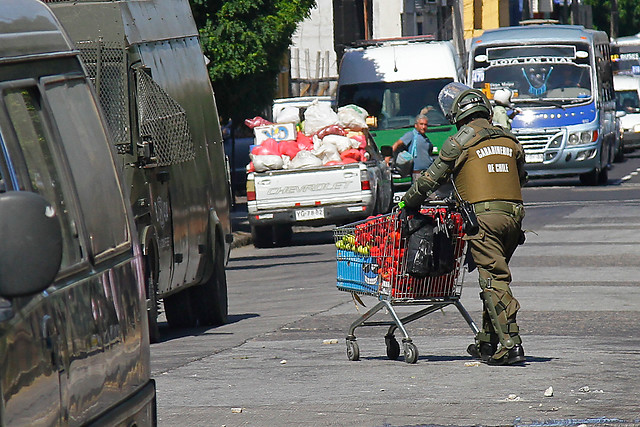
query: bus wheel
597 167 609 185
579 169 598 186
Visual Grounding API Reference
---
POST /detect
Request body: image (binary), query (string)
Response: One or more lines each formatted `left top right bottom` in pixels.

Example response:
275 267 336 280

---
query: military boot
487 344 525 366
466 342 495 362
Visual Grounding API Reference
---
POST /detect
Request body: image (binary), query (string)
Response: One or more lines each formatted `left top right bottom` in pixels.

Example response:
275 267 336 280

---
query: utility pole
610 0 619 39
522 0 531 21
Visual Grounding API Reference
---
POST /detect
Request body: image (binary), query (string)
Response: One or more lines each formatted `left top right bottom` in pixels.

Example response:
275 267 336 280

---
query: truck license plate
525 153 544 163
295 207 324 221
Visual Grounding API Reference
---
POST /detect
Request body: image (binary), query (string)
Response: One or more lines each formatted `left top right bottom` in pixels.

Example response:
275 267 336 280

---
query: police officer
401 82 527 366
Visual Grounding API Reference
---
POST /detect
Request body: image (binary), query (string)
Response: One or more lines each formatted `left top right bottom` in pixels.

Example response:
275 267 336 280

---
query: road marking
622 167 640 182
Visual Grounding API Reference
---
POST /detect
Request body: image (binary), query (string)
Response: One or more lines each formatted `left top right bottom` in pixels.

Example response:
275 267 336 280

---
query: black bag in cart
403 211 455 278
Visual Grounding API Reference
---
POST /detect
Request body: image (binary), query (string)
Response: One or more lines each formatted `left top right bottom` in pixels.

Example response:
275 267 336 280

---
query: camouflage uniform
402 116 527 364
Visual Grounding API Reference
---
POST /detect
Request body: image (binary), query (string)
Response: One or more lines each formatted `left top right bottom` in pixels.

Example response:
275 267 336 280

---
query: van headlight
567 130 597 146
633 124 640 133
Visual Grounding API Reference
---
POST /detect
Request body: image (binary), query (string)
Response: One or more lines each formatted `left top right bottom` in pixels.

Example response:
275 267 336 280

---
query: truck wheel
144 253 161 343
251 225 273 248
164 289 197 328
191 242 228 326
273 224 293 246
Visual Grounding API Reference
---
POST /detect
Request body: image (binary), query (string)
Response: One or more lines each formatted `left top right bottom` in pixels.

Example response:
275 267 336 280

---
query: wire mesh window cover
135 71 196 166
76 40 130 149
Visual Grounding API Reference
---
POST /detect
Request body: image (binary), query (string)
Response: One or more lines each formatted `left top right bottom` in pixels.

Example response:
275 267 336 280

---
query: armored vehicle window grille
76 40 130 153
512 128 562 151
135 71 196 166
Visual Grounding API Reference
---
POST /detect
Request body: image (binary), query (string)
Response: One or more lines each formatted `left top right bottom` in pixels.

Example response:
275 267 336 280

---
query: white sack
251 154 284 172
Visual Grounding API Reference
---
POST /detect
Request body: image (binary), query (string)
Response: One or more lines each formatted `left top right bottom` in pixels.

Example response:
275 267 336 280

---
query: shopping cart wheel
403 342 419 364
346 340 360 361
385 335 400 360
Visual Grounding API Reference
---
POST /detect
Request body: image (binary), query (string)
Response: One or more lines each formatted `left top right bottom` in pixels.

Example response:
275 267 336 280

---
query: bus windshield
338 78 453 130
471 43 593 104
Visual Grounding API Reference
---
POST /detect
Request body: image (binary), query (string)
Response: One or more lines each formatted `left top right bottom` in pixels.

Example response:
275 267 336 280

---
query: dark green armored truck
48 0 234 341
0 0 155 424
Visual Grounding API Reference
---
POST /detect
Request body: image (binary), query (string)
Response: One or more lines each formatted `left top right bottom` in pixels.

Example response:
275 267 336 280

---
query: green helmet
438 82 492 124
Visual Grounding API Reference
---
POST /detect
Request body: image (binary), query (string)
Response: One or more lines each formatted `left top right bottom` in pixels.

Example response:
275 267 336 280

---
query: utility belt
473 200 524 220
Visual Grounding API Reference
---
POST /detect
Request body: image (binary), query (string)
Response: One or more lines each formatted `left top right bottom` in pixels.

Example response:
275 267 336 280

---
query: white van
614 74 640 151
336 36 465 199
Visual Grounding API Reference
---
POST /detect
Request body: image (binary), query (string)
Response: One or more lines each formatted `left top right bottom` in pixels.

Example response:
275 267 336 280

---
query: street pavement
156 188 640 427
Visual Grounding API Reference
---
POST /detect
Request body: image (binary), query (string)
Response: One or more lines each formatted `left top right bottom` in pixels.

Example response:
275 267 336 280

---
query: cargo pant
464 203 525 348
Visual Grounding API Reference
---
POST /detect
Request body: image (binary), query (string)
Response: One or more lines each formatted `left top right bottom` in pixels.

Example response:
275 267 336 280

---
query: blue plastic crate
336 250 379 295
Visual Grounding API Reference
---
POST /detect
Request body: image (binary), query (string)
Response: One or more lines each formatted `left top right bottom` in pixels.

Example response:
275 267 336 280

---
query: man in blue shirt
392 114 434 181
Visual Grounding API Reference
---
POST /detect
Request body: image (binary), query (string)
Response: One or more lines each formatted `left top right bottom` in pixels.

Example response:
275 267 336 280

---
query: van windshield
338 78 453 130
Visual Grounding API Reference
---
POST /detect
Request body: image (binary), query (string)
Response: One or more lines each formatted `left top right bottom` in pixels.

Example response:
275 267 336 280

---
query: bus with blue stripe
468 25 619 185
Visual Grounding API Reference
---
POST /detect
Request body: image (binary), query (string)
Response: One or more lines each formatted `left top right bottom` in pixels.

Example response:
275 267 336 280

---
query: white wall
290 0 338 94
373 1 403 39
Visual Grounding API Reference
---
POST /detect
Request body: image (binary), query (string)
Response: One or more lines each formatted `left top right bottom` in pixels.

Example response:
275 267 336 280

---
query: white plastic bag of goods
290 150 323 169
304 100 339 135
337 104 369 130
251 154 284 172
321 134 361 153
274 106 300 124
312 141 342 164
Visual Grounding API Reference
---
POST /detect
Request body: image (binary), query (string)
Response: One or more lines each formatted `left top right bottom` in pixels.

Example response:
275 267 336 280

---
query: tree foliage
585 0 640 37
190 0 316 123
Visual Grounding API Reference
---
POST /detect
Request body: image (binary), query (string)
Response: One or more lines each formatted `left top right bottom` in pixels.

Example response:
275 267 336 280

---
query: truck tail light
360 169 370 190
246 180 256 201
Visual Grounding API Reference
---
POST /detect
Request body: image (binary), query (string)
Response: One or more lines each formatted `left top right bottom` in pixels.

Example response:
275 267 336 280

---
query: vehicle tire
273 224 293 247
597 166 609 185
191 242 228 326
251 225 273 248
579 169 598 186
403 341 419 364
164 289 198 329
614 141 625 163
385 335 400 360
346 340 360 361
144 253 161 343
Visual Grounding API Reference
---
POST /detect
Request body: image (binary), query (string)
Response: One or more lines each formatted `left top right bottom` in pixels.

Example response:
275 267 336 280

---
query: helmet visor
438 82 470 118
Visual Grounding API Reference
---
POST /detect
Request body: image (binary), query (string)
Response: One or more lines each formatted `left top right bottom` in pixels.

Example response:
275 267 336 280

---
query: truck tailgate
253 164 365 210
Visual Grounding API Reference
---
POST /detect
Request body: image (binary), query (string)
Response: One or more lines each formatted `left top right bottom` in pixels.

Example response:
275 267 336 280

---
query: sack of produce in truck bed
274 106 300 124
251 154 284 172
290 150 323 169
304 101 339 136
338 104 368 130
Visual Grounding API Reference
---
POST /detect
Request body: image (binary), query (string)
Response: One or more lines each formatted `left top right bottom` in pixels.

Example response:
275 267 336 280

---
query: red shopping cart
334 200 479 363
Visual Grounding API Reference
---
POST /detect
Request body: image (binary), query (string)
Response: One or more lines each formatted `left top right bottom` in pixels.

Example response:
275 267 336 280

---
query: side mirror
616 110 627 118
0 191 62 298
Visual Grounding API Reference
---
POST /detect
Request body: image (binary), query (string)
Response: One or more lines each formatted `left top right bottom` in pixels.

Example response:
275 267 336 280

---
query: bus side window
2 86 83 269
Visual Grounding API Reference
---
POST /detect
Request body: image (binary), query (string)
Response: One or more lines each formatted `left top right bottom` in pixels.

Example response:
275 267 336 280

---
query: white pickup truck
246 131 393 247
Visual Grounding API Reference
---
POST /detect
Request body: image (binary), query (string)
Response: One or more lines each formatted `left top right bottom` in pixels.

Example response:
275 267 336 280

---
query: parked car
0 1 155 424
